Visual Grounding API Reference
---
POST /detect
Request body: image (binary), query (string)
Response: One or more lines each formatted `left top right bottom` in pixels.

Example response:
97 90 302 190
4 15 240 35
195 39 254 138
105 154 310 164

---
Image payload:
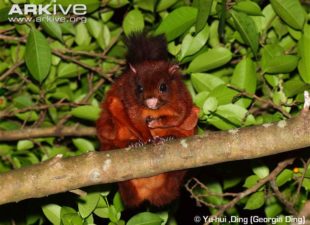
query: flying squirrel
96 32 199 207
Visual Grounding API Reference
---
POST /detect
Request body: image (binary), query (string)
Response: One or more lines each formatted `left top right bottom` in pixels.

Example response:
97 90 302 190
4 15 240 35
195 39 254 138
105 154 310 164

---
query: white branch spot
277 120 287 128
102 159 112 171
229 128 239 134
263 123 272 128
304 91 310 110
180 139 188 148
89 170 101 181
106 153 111 158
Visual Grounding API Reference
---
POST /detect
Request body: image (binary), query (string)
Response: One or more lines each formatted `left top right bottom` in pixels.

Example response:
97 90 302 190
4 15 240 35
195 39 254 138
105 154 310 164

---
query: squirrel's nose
145 98 159 109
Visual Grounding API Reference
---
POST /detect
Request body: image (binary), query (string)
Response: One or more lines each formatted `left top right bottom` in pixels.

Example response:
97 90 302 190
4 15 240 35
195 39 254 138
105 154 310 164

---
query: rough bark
0 111 309 205
0 126 96 141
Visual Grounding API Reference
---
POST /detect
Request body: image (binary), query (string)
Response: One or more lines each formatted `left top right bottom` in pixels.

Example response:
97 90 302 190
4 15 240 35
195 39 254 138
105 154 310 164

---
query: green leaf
57 63 86 78
0 121 20 131
62 213 83 225
245 191 265 210
265 203 282 218
123 9 144 36
61 207 82 225
180 25 209 59
203 97 218 114
230 10 259 55
0 144 13 155
262 55 298 74
134 0 156 12
75 23 91 46
233 0 262 16
108 205 120 223
40 16 63 41
187 47 232 73
108 0 129 8
273 91 287 105
167 41 181 56
302 178 310 190
155 7 197 41
253 164 269 179
113 192 124 213
202 180 223 205
265 74 279 87
72 138 95 153
191 73 225 92
57 59 95 78
209 20 220 47
17 140 34 151
97 195 108 207
42 204 61 225
85 214 94 224
101 11 114 22
231 57 257 108
97 25 111 50
298 24 310 84
16 111 39 121
13 95 33 109
195 0 213 33
156 0 177 11
208 104 255 130
127 212 164 225
243 175 259 188
0 62 9 74
86 18 102 39
209 84 238 105
223 177 242 190
94 208 109 218
78 192 100 218
71 105 100 121
59 22 75 35
194 91 209 108
261 44 283 60
272 17 288 38
231 57 257 93
61 206 76 216
25 29 52 83
270 0 306 30
276 169 293 187
283 75 308 97
0 6 11 22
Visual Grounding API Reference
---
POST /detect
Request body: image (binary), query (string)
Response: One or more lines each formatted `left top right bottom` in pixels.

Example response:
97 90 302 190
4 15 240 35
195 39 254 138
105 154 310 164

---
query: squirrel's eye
159 83 168 93
136 84 144 93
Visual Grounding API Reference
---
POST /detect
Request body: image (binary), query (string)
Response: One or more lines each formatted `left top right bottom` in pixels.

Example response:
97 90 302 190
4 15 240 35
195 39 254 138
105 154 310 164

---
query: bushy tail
125 32 168 65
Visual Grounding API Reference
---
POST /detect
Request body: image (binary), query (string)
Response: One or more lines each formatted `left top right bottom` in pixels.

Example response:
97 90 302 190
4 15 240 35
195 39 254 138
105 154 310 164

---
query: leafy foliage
0 0 309 224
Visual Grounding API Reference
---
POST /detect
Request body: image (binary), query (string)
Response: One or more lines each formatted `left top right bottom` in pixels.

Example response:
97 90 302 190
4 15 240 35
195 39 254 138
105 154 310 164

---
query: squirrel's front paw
151 136 175 144
128 140 144 148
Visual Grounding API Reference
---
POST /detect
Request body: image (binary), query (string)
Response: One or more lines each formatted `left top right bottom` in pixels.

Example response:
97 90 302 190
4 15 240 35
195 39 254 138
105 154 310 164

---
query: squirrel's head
129 61 181 110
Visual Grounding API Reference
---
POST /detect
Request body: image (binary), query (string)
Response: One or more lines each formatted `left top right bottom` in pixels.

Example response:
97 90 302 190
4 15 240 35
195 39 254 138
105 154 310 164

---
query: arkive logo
8 0 87 16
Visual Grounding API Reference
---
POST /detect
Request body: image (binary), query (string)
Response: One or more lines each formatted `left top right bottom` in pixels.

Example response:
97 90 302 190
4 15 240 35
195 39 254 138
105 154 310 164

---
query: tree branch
270 178 299 216
0 109 309 205
203 158 295 225
0 125 96 141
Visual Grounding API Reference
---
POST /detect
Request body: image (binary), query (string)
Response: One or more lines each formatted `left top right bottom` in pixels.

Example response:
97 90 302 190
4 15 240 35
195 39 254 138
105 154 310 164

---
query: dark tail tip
125 32 168 65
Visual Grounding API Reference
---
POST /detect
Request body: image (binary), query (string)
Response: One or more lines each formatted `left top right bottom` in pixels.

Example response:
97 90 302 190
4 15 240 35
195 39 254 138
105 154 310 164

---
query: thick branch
0 126 96 141
0 111 309 205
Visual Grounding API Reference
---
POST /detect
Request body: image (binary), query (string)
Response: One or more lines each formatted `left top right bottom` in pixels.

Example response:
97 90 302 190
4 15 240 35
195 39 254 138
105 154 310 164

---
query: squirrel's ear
168 64 179 75
129 64 137 74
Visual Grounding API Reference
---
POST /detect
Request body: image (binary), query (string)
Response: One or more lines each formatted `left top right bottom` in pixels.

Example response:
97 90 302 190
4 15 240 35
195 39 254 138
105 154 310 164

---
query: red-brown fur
96 34 199 207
